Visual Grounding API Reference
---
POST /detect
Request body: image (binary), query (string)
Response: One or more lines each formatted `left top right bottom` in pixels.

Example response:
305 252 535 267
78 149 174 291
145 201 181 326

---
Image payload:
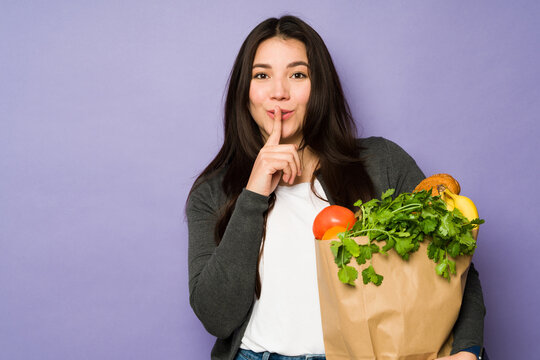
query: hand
246 106 301 196
436 351 477 360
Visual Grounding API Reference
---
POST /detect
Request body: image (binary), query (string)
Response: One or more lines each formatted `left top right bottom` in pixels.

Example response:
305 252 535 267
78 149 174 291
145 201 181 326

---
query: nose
270 77 290 101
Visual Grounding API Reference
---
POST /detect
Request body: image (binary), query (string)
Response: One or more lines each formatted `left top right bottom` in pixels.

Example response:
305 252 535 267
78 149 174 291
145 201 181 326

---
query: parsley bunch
330 189 484 286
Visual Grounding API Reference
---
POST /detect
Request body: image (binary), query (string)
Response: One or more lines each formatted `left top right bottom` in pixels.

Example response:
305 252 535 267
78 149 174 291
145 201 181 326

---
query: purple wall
1 1 538 359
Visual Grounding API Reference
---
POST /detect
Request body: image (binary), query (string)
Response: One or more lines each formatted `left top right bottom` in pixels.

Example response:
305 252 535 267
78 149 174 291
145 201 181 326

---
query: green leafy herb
332 189 484 286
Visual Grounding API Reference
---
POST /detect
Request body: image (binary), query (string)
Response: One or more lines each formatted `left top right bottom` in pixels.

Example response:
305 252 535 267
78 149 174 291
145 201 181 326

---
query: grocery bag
314 236 471 360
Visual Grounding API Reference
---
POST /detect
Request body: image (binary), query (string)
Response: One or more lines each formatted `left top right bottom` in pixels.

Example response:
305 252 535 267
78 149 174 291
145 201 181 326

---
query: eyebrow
252 61 310 69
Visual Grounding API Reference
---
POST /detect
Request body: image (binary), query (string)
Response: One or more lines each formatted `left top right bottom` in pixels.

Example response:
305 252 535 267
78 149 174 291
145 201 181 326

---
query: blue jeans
235 348 326 360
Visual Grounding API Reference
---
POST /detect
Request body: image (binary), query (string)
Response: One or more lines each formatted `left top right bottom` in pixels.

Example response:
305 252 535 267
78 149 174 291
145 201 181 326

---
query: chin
282 133 302 144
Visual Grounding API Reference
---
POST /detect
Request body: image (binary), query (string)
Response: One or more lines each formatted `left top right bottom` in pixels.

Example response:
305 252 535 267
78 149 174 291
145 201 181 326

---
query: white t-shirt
240 179 329 355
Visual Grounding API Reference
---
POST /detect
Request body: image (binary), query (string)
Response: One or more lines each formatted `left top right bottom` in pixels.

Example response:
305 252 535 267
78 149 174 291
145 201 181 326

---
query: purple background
1 1 538 359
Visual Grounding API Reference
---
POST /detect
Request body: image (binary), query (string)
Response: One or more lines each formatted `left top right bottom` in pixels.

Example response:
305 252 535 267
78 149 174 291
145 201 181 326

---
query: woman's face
249 37 311 145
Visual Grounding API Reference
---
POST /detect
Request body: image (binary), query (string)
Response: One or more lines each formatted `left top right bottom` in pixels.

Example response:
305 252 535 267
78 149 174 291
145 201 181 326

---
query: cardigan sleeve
450 262 486 354
186 178 269 339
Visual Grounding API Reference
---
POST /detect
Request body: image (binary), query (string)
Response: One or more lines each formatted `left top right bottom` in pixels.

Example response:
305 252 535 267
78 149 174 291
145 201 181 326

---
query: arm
382 138 486 355
187 181 269 339
187 108 301 339
449 262 486 355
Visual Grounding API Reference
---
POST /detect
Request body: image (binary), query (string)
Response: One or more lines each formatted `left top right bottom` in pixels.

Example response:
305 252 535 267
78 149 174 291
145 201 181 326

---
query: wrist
454 349 479 360
460 345 482 359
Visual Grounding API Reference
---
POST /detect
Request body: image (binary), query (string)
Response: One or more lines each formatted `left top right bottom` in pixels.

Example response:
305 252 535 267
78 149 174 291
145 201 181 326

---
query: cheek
248 88 267 130
298 85 311 126
298 84 311 106
249 85 265 107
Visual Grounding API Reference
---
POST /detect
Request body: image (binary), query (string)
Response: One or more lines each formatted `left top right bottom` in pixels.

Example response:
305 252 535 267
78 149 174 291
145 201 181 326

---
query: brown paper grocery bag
315 236 471 360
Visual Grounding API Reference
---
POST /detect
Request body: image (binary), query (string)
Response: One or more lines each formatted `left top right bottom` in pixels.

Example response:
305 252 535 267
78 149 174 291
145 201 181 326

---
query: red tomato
313 205 356 240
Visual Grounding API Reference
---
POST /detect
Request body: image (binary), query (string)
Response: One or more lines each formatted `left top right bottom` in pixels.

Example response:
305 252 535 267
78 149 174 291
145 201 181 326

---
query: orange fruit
321 225 347 240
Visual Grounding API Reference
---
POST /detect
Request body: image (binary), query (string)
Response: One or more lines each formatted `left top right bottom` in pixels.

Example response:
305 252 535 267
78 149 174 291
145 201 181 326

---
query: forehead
253 37 308 64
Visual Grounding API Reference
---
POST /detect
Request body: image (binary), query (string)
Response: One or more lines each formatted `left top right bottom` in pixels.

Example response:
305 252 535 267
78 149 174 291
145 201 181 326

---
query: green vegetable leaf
435 261 448 278
427 242 438 260
338 265 358 286
362 265 384 286
438 213 459 239
394 231 411 237
382 237 395 253
334 245 352 267
448 241 461 258
459 231 476 249
376 209 394 225
356 244 373 265
381 188 395 200
395 237 415 258
343 237 360 257
470 218 485 226
330 241 342 259
448 259 456 275
419 217 438 234
421 207 438 219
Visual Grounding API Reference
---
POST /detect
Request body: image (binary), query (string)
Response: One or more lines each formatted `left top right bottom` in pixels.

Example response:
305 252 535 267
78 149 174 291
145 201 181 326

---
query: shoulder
356 136 425 195
357 136 406 154
356 136 415 166
186 167 228 216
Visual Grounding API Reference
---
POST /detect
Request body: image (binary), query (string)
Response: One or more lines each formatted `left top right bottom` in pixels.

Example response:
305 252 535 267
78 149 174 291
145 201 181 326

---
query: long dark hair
190 15 375 296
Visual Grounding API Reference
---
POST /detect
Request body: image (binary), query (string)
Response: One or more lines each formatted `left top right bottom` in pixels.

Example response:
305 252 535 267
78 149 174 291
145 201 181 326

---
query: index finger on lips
266 106 282 146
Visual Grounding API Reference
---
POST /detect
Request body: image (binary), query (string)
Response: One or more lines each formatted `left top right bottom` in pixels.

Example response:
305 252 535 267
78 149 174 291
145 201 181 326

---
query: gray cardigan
186 137 485 360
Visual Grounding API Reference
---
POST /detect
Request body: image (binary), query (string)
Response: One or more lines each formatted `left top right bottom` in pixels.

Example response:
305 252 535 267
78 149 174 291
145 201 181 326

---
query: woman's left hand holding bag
436 351 478 360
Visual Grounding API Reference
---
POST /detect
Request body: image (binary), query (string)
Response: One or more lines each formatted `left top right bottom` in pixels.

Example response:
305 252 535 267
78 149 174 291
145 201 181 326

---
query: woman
187 16 485 360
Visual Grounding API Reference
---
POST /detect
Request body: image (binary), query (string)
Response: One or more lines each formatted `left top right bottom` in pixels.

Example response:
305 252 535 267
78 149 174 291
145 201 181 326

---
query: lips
267 109 294 120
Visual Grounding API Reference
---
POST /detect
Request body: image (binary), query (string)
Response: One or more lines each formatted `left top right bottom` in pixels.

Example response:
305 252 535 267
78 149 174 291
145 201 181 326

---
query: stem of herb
348 228 391 238
391 203 422 214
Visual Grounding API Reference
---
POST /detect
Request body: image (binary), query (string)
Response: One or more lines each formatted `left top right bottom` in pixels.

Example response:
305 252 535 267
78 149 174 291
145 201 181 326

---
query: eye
253 73 269 79
291 72 308 79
